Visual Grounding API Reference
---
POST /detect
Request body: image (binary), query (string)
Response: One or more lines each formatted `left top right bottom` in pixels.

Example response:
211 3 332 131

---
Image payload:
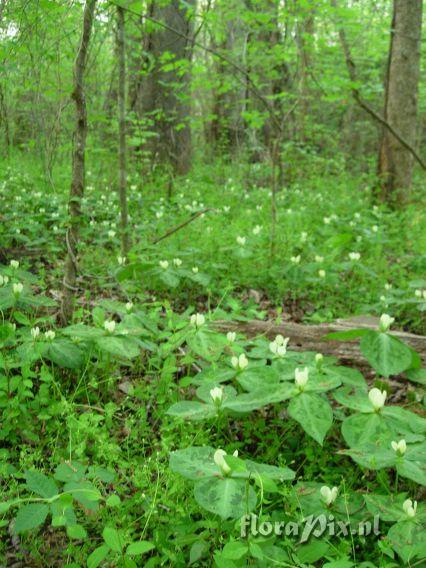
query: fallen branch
212 316 426 368
152 208 213 245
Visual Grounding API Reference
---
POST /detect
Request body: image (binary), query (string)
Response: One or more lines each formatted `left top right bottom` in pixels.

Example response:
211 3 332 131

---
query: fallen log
212 316 426 368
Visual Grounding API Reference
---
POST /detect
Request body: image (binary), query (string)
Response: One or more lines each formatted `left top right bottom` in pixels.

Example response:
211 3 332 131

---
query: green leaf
103 526 124 553
169 446 219 480
14 503 49 533
96 336 140 359
54 462 86 483
194 477 257 519
87 545 110 568
25 470 58 499
126 541 155 555
63 481 101 511
106 494 121 507
166 401 216 421
222 541 249 560
66 524 87 539
288 393 333 445
324 329 368 341
44 340 85 369
360 331 413 377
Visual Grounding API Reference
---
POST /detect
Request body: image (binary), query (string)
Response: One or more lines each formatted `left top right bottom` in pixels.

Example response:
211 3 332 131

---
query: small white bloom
320 486 338 506
372 225 378 233
291 255 301 264
318 269 326 278
315 255 324 263
190 313 205 327
414 289 422 298
31 327 40 340
384 283 392 290
226 331 236 343
223 206 230 213
391 439 406 455
44 330 55 341
192 266 199 274
210 387 224 404
315 353 323 365
156 211 164 219
379 313 394 333
13 282 23 296
108 230 116 238
104 320 116 334
231 353 248 370
301 231 308 242
236 236 246 246
159 260 169 269
253 225 262 235
402 499 417 518
213 449 231 475
173 258 182 267
323 217 331 225
348 252 361 261
295 367 309 390
368 388 387 411
125 302 133 313
10 260 19 269
117 256 126 266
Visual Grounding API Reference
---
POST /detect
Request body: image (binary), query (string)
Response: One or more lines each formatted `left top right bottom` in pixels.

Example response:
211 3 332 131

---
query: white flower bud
231 353 248 370
159 260 169 269
295 367 309 390
226 331 236 343
320 486 338 506
391 439 406 455
402 499 417 518
236 236 246 246
10 260 19 269
13 283 23 296
173 258 182 267
210 387 223 405
104 320 116 334
125 302 133 313
379 313 395 333
348 252 361 261
44 330 56 341
31 327 40 340
368 388 387 411
190 313 205 327
213 449 231 475
192 266 199 274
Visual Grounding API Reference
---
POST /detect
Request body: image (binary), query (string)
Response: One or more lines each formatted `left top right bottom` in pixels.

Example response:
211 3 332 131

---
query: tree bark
378 0 423 206
117 5 129 256
132 0 195 176
61 0 97 325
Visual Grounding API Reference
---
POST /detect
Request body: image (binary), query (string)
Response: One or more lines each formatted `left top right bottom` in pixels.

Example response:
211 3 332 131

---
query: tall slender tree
61 0 97 324
377 0 423 206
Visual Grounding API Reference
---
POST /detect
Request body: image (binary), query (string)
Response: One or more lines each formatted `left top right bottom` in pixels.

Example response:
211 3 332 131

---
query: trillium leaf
169 446 219 480
194 477 256 519
166 401 217 421
44 340 85 369
341 412 391 447
325 366 367 389
334 387 373 412
381 406 426 435
360 331 413 377
396 459 426 486
288 392 333 445
387 520 426 564
95 336 140 358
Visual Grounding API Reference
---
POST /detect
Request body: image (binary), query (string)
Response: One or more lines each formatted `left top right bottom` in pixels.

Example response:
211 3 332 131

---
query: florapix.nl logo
240 514 381 543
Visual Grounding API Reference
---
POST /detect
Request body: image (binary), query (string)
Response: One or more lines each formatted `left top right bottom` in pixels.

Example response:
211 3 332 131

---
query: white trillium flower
192 266 199 274
108 230 116 238
291 255 301 264
231 353 248 371
402 499 417 518
253 225 262 235
318 269 326 278
190 313 205 327
117 256 126 266
13 282 23 296
173 258 182 267
315 255 324 263
368 388 387 411
269 336 289 357
414 289 422 298
45 330 55 341
295 367 309 390
320 486 338 506
159 260 169 269
10 260 19 269
31 327 40 340
348 252 361 261
379 313 395 333
213 449 239 476
210 387 224 405
125 302 133 313
236 236 246 246
391 439 406 455
315 353 324 366
226 331 236 343
104 320 116 334
323 217 331 225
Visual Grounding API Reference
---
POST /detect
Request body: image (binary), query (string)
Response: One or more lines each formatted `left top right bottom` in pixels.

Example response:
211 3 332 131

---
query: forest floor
0 158 425 567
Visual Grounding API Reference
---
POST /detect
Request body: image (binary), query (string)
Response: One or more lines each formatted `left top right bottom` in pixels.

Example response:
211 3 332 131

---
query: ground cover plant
0 0 425 567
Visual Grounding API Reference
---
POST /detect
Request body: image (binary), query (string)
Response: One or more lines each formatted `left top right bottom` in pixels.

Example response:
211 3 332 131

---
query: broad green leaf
194 477 256 519
87 545 110 568
166 401 217 421
96 336 140 359
126 541 155 555
44 340 85 369
54 461 86 483
360 331 413 377
169 446 219 480
288 393 333 445
14 503 49 533
25 470 58 499
103 526 124 553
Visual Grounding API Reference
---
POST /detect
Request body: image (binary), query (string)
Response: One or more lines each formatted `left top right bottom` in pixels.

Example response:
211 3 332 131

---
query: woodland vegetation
0 0 425 566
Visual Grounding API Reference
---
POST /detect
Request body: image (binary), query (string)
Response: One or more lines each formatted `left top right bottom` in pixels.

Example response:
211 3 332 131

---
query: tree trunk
377 0 423 206
61 0 97 325
117 5 129 256
132 0 195 176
